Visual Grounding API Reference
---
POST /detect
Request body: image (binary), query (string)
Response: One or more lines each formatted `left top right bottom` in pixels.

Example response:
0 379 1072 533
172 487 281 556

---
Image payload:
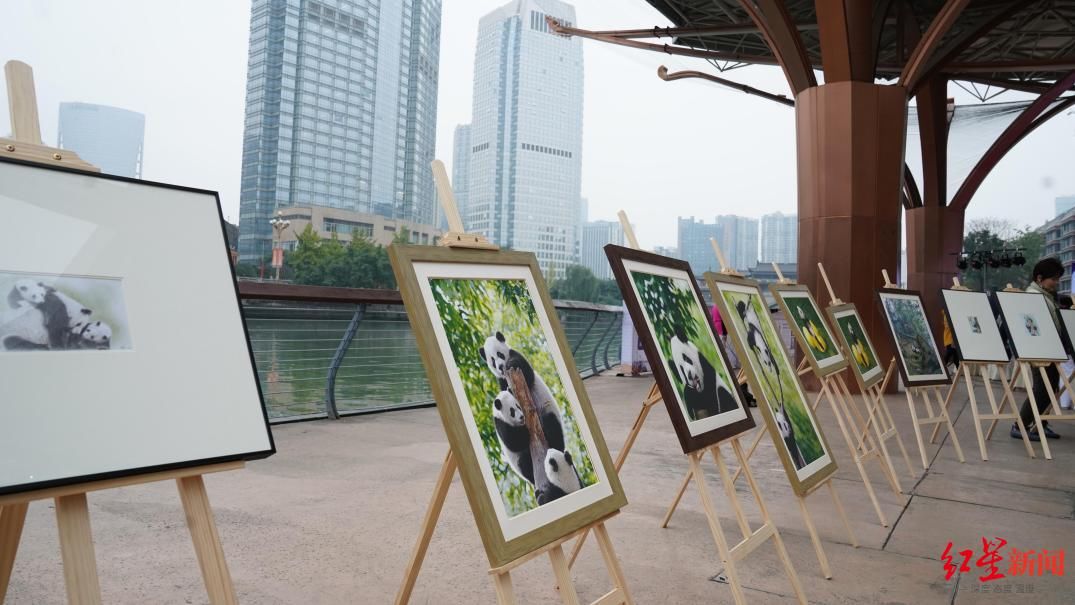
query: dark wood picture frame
604 244 755 453
1058 308 1075 357
826 302 885 392
0 155 275 498
769 283 849 378
991 290 1068 363
388 244 626 568
875 288 951 388
706 272 838 497
939 288 1010 364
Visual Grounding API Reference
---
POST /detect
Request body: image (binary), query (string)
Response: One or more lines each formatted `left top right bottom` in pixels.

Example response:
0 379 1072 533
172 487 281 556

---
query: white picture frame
993 290 1066 362
940 289 1009 363
0 158 274 496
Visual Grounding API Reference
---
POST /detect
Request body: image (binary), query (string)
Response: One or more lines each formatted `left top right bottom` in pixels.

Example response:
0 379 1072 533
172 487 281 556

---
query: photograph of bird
797 306 828 354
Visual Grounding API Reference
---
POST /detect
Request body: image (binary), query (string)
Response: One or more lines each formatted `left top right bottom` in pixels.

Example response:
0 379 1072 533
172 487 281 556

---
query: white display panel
0 159 274 495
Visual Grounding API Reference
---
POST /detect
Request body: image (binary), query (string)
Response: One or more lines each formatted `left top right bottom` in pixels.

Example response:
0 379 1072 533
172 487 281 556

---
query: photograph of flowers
827 304 885 391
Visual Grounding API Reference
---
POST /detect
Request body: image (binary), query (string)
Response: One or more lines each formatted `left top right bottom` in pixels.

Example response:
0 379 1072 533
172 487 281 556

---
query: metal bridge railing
238 281 624 423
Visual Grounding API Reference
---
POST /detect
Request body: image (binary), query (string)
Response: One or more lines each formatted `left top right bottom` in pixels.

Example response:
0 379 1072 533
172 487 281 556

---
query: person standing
1013 257 1065 441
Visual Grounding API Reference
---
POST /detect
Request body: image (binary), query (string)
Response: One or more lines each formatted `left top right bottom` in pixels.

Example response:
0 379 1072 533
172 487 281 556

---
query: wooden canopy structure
550 0 1075 365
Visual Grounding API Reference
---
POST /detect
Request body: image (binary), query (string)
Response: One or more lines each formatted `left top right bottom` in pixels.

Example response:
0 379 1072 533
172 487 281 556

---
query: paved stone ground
5 374 1074 604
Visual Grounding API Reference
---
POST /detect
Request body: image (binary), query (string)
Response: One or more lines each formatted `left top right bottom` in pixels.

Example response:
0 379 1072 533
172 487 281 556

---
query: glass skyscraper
717 214 760 271
581 220 625 280
451 123 471 229
761 211 798 264
466 0 583 276
57 103 144 178
238 0 442 262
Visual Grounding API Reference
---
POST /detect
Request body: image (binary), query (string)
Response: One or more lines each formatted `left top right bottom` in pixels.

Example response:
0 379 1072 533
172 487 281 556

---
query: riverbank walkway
6 375 1074 603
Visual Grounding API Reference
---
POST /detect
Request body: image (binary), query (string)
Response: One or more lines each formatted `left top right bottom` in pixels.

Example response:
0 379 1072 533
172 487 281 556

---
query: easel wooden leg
0 502 29 603
905 390 931 470
55 494 102 605
711 447 750 539
929 377 961 444
877 385 915 478
396 450 457 605
570 388 659 565
687 452 747 605
981 366 1035 459
659 469 692 529
177 476 237 605
931 387 965 463
795 493 832 579
729 426 766 484
826 480 857 547
548 546 582 605
963 364 989 461
592 523 634 605
821 377 888 527
844 378 902 494
492 572 516 605
986 363 1021 439
730 440 807 604
1020 364 1052 460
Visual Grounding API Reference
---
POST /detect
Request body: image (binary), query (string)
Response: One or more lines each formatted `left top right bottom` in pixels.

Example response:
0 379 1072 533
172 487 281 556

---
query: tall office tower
57 102 144 178
760 211 798 264
717 214 760 271
653 245 678 259
677 216 721 275
237 0 443 262
450 124 472 230
466 0 583 276
581 220 625 280
1056 195 1075 217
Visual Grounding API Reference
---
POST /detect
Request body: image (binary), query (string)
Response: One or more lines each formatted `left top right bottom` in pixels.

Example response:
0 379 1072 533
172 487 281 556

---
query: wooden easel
395 162 632 605
878 270 965 469
660 239 855 582
815 263 913 492
0 61 240 605
566 215 808 602
927 279 1035 461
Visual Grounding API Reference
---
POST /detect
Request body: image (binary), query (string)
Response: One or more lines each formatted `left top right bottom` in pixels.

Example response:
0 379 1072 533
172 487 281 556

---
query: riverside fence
237 281 624 423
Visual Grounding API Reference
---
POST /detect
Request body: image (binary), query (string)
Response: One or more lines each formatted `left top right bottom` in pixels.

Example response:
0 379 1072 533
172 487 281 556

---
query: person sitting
1012 258 1065 441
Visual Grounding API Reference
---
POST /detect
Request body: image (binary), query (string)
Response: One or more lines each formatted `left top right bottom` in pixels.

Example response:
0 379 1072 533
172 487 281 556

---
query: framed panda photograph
0 156 274 497
707 272 837 497
388 244 625 568
604 244 754 453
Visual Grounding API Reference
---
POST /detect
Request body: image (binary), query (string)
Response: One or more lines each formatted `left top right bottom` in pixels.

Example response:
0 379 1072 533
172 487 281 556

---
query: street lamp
269 211 291 281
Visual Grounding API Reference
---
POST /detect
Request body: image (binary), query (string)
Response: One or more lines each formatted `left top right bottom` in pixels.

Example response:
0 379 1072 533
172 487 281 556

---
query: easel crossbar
729 522 776 561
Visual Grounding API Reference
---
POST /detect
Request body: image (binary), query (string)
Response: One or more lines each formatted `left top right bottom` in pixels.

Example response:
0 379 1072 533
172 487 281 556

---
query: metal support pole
591 312 619 376
571 310 602 356
325 304 366 419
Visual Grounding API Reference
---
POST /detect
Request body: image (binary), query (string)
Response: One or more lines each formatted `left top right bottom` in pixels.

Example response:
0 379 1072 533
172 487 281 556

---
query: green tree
961 218 1045 291
286 225 397 289
549 265 623 305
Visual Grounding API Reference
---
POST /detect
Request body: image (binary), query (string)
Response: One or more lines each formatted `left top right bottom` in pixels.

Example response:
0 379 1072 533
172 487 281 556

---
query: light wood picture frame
876 288 950 387
604 244 755 453
826 303 885 392
706 272 837 496
770 283 848 378
388 244 626 568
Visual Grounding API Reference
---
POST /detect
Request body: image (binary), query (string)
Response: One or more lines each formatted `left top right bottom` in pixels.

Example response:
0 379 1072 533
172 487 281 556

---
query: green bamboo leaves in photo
721 290 825 465
430 278 597 517
882 298 943 375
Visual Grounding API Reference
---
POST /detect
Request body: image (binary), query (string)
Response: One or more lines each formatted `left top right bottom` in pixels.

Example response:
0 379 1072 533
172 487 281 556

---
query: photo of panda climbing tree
878 291 947 385
429 277 598 517
717 283 827 473
0 271 130 352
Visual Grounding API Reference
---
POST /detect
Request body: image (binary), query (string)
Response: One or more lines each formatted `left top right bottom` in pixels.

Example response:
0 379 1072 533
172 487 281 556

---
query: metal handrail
237 281 623 422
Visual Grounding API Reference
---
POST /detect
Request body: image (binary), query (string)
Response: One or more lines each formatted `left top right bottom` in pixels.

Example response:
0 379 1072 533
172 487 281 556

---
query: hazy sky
2 0 1072 250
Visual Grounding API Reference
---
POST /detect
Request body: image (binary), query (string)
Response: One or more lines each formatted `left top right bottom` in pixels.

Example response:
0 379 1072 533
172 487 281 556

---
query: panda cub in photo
668 330 738 420
492 390 534 485
774 401 807 469
537 448 582 505
3 279 109 351
479 332 565 452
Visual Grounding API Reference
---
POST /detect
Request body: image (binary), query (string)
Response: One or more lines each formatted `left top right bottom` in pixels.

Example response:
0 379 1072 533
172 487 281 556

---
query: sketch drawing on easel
1 271 132 352
993 291 1066 362
709 274 836 495
604 244 754 452
940 289 1008 363
877 289 949 387
389 245 625 567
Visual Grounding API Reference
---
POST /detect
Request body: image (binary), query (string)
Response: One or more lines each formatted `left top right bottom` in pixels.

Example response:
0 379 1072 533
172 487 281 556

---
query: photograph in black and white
1 271 131 352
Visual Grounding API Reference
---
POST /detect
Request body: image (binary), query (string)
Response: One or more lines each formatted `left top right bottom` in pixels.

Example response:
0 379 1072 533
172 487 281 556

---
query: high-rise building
237 0 443 262
466 0 583 275
717 215 759 271
450 124 471 230
1041 206 1075 294
677 216 721 275
761 212 797 264
1056 195 1075 217
57 102 144 178
580 220 625 280
653 245 678 259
